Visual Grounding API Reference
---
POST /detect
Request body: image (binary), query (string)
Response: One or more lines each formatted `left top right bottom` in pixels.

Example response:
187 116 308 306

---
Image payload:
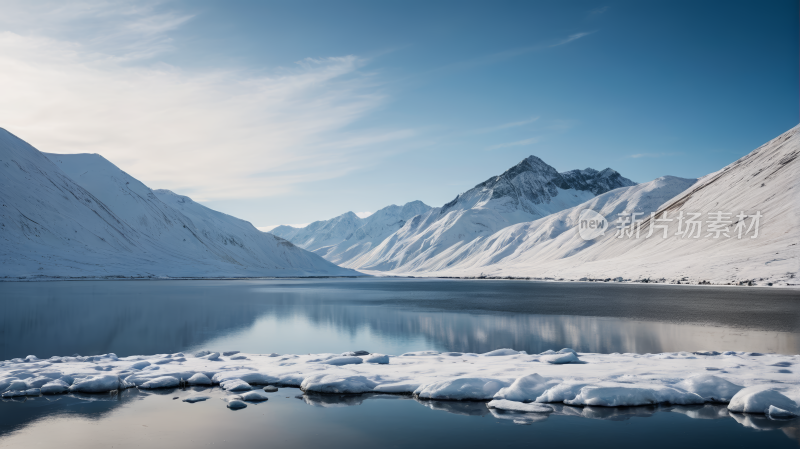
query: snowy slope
0 128 357 278
413 125 800 285
343 156 635 271
368 176 697 274
270 201 431 265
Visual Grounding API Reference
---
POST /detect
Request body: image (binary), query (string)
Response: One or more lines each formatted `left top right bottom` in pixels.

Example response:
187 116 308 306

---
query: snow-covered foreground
3 349 799 420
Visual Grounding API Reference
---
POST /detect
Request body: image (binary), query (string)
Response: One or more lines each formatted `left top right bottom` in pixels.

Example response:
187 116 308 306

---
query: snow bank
414 378 512 401
2 349 798 417
69 374 121 393
187 373 212 386
728 386 800 415
675 374 743 402
540 352 581 364
565 384 704 407
301 373 377 394
140 376 180 389
363 354 390 364
493 373 559 402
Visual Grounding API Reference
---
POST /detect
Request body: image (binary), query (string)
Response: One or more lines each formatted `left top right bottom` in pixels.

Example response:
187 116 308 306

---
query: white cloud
486 137 541 151
478 117 539 133
550 32 593 47
0 1 412 202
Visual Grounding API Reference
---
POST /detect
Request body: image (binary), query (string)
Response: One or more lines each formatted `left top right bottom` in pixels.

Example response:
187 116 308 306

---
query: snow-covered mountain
0 128 357 279
339 156 635 271
397 125 800 286
271 201 431 265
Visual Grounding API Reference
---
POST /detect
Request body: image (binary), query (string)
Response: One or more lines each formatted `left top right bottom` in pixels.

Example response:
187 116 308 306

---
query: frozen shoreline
2 275 798 289
2 349 799 418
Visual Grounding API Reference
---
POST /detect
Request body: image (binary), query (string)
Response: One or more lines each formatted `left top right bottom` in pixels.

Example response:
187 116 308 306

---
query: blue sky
0 0 797 228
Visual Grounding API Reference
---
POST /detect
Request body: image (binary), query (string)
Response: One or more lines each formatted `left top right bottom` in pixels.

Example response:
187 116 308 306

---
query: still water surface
1 279 799 447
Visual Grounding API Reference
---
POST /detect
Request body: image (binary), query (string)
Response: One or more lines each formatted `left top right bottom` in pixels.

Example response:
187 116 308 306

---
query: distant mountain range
0 129 357 279
3 123 797 285
272 127 799 286
273 155 636 272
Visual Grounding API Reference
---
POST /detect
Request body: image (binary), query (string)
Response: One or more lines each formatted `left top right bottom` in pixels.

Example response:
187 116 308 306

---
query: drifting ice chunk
227 400 247 410
222 351 240 356
482 349 520 357
263 386 279 392
363 354 389 364
41 379 69 394
69 374 120 393
140 376 180 389
675 374 743 402
565 384 705 407
727 386 800 415
236 390 269 402
558 348 578 355
540 352 580 364
487 399 552 413
187 373 212 386
220 379 252 392
204 352 220 361
182 395 211 403
301 373 378 394
415 378 512 401
229 355 248 360
318 356 363 366
768 405 798 418
494 373 560 402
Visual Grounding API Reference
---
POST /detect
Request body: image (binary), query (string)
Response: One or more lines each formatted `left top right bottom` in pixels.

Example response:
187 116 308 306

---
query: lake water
1 279 799 447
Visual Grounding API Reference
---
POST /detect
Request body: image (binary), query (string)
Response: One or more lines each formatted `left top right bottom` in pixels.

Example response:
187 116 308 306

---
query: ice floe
226 399 247 410
1 348 798 420
727 386 800 415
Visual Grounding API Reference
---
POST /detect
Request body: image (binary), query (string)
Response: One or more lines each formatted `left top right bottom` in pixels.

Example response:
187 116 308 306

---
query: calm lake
1 279 799 447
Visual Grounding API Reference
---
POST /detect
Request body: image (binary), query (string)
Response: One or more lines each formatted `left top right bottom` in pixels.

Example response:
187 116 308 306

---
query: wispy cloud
589 6 609 16
486 137 541 151
433 31 594 74
628 152 681 159
477 116 539 133
0 1 413 202
550 32 593 48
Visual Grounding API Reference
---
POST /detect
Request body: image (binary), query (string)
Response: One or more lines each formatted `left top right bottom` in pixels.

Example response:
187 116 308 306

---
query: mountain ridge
0 128 356 279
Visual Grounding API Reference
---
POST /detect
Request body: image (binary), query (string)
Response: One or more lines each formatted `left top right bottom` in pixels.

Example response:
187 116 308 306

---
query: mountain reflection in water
1 279 798 360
